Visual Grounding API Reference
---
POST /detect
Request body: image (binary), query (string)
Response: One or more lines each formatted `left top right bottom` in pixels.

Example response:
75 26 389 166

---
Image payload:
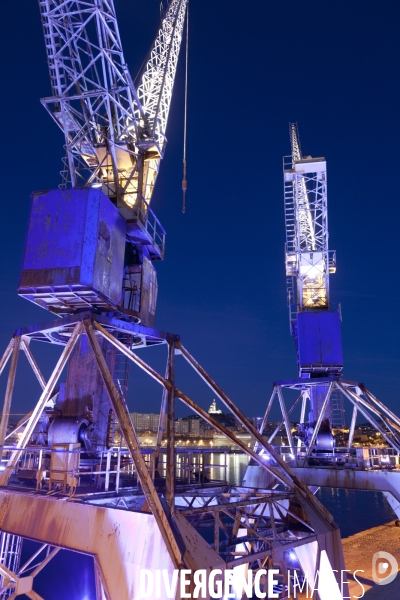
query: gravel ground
342 520 400 599
292 521 400 599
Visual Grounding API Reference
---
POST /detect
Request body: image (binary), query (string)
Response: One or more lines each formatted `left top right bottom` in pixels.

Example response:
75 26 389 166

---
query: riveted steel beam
180 495 292 516
84 321 183 568
93 321 169 388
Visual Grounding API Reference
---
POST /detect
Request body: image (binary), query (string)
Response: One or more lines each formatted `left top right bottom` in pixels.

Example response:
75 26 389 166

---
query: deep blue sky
0 2 400 599
1 0 400 426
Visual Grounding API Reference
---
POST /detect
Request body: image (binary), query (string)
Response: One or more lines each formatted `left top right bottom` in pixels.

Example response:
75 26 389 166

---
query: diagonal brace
84 321 183 568
0 322 83 487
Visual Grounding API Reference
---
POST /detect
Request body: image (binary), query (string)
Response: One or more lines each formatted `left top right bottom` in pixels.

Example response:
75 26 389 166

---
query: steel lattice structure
0 314 347 598
245 125 400 533
284 123 336 315
39 0 186 212
290 123 316 252
137 0 187 154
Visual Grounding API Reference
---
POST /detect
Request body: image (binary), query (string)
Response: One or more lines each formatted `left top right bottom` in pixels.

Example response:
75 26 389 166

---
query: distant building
175 415 201 437
171 406 267 441
200 427 215 439
249 417 263 430
131 413 166 433
208 400 222 414
189 418 200 437
174 418 189 435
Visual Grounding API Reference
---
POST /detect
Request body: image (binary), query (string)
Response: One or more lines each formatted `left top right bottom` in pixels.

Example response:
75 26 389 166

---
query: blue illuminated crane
27 0 188 326
0 2 189 593
244 125 400 493
14 0 189 459
259 124 400 463
283 123 343 452
39 0 186 214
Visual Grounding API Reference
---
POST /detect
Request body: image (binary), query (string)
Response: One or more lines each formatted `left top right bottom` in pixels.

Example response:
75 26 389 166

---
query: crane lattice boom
284 123 336 319
39 0 187 213
137 0 187 155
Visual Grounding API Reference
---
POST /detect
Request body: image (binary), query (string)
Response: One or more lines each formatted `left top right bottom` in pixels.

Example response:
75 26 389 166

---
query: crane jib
39 0 188 215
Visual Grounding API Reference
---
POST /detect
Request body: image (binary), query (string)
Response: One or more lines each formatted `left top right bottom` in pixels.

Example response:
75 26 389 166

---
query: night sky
1 2 400 599
1 1 400 423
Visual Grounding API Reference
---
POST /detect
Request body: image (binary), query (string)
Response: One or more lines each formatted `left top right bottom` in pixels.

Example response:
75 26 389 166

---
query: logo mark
372 551 398 585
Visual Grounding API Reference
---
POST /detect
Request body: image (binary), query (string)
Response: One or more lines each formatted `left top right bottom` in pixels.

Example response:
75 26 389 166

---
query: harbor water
207 451 397 538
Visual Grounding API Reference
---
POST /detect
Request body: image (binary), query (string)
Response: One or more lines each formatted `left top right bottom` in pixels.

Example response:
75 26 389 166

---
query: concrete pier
292 521 400 599
342 520 400 599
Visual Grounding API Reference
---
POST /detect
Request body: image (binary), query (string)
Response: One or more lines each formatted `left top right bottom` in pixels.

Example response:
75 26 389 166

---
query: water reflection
316 487 396 538
203 452 250 486
209 452 396 538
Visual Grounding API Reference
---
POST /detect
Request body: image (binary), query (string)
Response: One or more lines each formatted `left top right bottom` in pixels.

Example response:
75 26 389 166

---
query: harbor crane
16 0 188 457
245 125 400 528
284 123 342 454
281 124 400 462
0 7 349 600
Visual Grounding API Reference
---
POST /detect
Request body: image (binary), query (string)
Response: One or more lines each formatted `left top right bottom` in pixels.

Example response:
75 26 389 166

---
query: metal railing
130 196 166 259
0 445 229 497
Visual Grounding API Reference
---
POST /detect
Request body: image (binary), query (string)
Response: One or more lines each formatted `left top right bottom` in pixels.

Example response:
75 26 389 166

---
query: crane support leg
84 321 183 569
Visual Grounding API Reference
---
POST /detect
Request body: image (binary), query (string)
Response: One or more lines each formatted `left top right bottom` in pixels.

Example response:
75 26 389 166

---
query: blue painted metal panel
19 188 126 311
297 311 343 372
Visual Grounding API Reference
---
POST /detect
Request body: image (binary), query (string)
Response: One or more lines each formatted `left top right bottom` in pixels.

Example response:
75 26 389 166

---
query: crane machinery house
18 188 126 315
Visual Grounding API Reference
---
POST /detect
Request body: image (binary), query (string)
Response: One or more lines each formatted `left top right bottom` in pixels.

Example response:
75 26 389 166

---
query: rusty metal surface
294 466 400 502
153 368 168 476
173 387 337 536
0 337 21 456
84 321 183 569
0 489 175 600
94 320 170 386
165 342 175 513
0 316 350 593
18 189 126 315
174 511 225 573
179 494 292 516
177 345 335 524
60 331 116 452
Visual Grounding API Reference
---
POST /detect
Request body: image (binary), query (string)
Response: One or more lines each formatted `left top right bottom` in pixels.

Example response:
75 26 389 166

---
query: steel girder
38 0 187 210
0 314 347 598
